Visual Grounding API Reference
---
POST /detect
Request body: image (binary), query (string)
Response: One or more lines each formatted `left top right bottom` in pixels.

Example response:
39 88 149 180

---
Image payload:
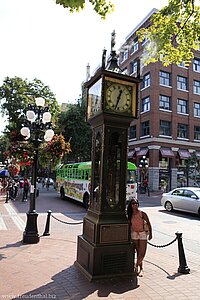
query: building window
129 125 136 139
193 58 200 72
141 96 150 112
141 121 150 137
160 120 171 136
194 102 200 117
142 72 150 89
177 75 188 91
142 37 148 46
177 99 188 114
122 68 128 75
194 126 200 140
193 80 200 95
160 71 171 86
130 60 137 75
177 123 188 139
159 95 171 110
120 49 128 62
178 61 187 68
130 38 138 54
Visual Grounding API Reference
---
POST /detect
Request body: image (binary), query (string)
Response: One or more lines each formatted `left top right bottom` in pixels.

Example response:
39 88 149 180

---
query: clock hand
115 89 123 109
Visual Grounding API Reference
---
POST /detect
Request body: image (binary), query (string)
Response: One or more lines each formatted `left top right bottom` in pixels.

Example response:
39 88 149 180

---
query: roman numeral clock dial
105 82 132 113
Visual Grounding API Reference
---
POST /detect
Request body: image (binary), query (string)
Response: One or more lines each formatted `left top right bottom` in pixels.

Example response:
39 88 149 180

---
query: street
1 187 199 264
0 187 200 299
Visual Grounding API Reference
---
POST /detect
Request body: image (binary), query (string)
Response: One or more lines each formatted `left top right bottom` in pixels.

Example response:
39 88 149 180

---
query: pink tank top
131 210 144 232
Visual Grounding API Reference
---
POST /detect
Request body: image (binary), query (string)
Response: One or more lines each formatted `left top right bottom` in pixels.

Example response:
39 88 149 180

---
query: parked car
161 187 200 216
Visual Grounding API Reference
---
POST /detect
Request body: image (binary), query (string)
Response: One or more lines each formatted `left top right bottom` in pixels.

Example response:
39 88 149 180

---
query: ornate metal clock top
111 30 116 52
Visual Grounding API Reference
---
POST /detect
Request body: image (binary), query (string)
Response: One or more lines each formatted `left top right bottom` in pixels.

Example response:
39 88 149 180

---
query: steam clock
75 32 140 280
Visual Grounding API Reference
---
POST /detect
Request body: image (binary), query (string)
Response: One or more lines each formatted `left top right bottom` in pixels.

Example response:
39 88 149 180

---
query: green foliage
55 0 114 18
57 101 92 162
137 0 200 66
0 77 60 138
39 134 71 169
0 135 10 163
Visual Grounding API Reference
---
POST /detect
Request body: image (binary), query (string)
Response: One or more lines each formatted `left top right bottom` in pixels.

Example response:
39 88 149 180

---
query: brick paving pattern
0 190 199 300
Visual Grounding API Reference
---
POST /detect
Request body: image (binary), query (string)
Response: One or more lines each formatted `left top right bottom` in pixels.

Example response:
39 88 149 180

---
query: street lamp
139 155 149 194
21 97 54 244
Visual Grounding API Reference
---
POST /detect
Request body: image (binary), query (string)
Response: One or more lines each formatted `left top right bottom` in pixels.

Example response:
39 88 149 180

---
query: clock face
106 82 132 113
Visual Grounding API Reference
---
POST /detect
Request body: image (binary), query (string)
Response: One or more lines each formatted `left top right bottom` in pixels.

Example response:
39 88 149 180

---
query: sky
0 0 168 132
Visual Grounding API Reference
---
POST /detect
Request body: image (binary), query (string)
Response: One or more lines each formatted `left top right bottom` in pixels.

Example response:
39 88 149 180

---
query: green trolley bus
56 161 137 208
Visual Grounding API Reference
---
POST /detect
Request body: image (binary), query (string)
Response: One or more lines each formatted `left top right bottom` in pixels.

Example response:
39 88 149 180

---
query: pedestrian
0 179 3 195
42 178 45 189
13 179 19 199
22 178 30 202
6 179 15 201
46 178 50 191
127 198 152 277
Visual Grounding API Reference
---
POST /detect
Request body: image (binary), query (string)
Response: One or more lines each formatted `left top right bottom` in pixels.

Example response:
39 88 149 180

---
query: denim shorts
131 231 147 240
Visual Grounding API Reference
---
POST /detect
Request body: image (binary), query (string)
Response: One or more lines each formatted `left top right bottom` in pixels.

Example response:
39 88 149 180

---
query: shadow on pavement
13 265 139 300
159 209 200 221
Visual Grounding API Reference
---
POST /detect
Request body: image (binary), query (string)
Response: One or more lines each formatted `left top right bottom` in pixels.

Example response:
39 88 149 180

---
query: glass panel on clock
93 131 102 203
87 78 102 118
106 131 121 208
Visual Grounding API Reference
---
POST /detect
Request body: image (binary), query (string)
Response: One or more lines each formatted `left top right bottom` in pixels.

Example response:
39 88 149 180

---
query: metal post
23 147 39 244
43 210 52 236
175 232 190 274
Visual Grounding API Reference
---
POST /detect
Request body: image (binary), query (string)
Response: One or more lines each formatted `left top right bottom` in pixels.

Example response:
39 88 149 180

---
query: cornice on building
129 137 200 150
120 8 158 48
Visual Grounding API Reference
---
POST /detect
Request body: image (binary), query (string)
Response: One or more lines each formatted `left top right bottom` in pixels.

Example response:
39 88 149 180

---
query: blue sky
0 0 168 133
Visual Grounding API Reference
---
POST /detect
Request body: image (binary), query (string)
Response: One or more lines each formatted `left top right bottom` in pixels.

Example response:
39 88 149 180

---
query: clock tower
75 31 140 280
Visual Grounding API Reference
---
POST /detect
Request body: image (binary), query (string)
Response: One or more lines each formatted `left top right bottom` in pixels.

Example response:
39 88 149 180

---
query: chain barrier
147 236 177 248
43 211 190 274
51 213 83 225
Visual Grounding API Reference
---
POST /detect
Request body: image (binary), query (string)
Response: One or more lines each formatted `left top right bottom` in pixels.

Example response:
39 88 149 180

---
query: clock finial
111 30 116 52
106 30 121 73
102 48 107 69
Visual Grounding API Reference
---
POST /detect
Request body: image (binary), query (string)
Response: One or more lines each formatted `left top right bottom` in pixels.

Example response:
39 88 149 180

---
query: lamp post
139 155 149 195
21 97 54 244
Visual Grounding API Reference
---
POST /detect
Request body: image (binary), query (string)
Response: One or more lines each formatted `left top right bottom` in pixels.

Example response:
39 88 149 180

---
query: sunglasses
131 202 138 205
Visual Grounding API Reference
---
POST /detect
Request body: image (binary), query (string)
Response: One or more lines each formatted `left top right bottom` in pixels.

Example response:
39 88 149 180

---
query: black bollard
176 232 190 274
43 210 52 236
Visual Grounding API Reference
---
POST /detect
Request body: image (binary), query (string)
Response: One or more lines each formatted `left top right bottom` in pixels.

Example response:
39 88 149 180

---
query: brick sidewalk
0 194 199 300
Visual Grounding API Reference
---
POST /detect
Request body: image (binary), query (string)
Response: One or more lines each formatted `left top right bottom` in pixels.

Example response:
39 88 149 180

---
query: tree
185 153 200 185
57 101 92 162
0 76 64 176
137 0 200 66
0 76 60 138
55 0 114 19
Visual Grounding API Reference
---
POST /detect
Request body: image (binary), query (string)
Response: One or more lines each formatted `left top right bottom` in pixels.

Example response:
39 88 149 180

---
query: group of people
127 197 152 277
41 178 51 190
3 177 30 202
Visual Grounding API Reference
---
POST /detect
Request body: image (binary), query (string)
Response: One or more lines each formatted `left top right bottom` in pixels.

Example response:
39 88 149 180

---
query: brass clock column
75 32 140 280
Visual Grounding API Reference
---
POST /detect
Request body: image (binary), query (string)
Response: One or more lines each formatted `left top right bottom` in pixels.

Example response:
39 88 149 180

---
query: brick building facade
119 9 200 191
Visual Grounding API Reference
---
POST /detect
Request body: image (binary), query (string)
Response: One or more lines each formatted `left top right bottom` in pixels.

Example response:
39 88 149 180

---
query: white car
161 187 200 216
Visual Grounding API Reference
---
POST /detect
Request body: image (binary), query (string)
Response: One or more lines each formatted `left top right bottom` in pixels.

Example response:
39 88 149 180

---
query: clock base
75 235 135 281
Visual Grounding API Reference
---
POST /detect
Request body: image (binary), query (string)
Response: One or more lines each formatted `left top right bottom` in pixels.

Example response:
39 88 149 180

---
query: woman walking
127 198 152 277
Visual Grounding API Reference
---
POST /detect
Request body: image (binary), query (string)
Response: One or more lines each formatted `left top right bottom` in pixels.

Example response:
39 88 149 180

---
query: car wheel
83 193 89 209
60 188 65 200
165 201 173 212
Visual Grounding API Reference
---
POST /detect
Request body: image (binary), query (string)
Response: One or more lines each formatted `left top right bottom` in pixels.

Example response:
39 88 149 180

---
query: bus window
127 170 136 184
